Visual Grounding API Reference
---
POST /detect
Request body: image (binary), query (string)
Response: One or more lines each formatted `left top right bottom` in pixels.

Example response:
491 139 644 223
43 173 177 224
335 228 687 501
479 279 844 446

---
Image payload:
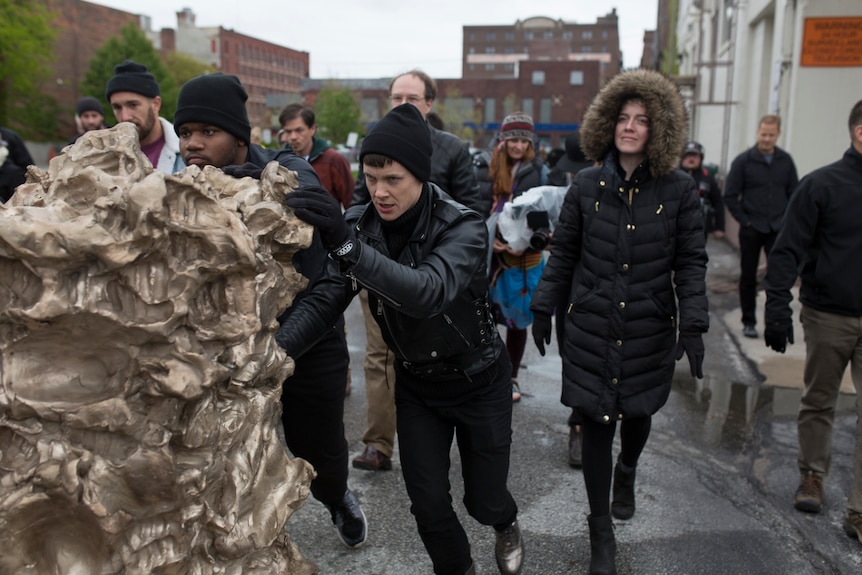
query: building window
469 47 475 54
504 63 514 71
486 32 496 41
484 98 496 123
562 31 573 40
524 31 533 40
505 32 514 40
469 64 475 71
531 70 545 85
543 31 553 39
469 32 475 41
522 98 534 118
570 70 584 85
540 98 552 123
485 63 495 71
485 47 495 54
583 45 592 53
582 31 593 40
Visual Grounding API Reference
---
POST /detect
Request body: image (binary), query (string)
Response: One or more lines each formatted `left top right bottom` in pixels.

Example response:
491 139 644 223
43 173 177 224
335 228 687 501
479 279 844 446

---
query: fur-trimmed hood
580 69 687 177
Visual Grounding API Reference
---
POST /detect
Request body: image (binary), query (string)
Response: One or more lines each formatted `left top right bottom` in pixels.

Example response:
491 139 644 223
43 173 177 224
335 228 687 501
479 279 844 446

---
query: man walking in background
724 114 798 339
279 103 355 209
70 97 110 145
106 60 184 174
764 99 862 544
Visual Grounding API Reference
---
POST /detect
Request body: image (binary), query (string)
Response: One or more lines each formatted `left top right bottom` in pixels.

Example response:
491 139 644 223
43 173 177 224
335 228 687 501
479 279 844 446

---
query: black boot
611 461 636 520
587 514 617 575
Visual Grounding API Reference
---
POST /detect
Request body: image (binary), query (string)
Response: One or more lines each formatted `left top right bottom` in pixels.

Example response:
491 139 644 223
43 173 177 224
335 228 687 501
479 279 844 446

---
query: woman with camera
476 112 549 402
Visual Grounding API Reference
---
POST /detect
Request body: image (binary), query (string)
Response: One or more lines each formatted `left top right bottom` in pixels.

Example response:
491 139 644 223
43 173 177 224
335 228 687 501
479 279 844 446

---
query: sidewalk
707 237 854 394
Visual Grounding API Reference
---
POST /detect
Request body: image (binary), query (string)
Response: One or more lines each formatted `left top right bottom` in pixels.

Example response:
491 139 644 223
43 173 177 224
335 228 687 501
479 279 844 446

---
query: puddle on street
668 372 857 451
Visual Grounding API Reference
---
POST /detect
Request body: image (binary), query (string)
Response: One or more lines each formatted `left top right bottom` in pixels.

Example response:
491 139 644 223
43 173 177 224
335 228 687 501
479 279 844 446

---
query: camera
526 211 551 251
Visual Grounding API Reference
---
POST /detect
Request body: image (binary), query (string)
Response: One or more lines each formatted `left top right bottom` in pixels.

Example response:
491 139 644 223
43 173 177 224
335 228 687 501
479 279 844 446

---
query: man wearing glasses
349 69 484 474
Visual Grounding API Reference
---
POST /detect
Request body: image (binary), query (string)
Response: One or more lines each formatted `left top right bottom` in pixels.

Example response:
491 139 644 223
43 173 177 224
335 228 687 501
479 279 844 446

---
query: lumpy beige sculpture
0 123 318 574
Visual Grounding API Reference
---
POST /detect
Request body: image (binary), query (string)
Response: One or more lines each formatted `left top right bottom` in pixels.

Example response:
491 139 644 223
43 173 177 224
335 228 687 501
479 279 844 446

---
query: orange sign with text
801 17 862 67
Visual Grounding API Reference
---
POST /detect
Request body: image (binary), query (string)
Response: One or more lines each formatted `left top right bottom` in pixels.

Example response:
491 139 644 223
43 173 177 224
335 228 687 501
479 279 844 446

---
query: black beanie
105 60 160 100
360 103 431 182
76 96 104 116
173 73 252 145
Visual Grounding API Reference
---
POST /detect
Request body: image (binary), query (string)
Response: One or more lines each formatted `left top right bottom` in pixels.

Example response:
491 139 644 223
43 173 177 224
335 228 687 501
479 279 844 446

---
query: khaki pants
359 290 397 457
798 305 862 511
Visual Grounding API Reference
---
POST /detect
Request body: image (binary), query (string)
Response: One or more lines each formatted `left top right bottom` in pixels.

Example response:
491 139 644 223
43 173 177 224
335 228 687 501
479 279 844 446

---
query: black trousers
395 352 518 575
280 317 349 507
581 414 652 517
738 226 778 326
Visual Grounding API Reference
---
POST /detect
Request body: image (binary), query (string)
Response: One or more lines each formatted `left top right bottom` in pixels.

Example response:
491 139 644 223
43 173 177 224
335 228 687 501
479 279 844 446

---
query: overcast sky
93 0 658 78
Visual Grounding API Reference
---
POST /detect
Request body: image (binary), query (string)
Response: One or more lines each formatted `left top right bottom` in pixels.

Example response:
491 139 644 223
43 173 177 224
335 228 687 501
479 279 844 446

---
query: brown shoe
794 472 823 513
843 510 862 543
352 445 392 471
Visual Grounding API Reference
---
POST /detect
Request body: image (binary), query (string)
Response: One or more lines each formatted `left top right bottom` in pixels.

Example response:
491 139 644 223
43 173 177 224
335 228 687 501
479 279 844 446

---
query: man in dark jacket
763 99 862 543
0 125 34 203
680 140 725 239
278 103 355 208
349 69 483 475
530 69 708 575
280 103 523 575
724 115 798 339
173 73 368 550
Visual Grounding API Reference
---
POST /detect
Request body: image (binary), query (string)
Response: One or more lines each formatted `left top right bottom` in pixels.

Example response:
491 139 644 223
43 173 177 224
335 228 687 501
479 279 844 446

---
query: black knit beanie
173 73 252 145
105 60 160 100
76 96 104 116
360 103 431 182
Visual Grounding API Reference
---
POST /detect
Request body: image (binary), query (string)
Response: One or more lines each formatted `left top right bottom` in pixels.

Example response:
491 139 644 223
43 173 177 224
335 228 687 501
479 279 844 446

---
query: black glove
284 188 350 251
532 312 552 357
764 321 794 353
221 162 263 179
674 333 704 378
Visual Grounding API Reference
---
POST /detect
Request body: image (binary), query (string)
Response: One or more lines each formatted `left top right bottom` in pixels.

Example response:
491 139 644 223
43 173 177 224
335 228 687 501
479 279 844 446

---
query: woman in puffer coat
530 69 708 574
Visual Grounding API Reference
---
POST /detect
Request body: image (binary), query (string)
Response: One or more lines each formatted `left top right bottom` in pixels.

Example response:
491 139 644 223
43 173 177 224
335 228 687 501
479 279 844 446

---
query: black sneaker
743 324 758 338
325 489 367 548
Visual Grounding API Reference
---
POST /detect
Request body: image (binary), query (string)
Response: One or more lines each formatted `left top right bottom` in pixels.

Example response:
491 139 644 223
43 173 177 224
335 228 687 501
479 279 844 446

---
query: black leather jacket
279 183 503 380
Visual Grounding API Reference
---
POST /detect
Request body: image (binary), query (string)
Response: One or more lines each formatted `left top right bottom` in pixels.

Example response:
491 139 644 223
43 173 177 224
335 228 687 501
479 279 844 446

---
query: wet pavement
283 237 862 574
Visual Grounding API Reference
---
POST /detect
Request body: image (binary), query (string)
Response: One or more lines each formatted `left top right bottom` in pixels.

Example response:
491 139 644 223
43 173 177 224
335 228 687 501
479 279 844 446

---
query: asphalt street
282 237 862 574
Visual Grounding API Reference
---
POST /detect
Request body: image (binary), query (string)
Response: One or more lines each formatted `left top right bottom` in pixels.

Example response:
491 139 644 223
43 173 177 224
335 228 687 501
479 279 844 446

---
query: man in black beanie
173 72 368 552
106 60 183 174
281 103 525 575
69 97 110 144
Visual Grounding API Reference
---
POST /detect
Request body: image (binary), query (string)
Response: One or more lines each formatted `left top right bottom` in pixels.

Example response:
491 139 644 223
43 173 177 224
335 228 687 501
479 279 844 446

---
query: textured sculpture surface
0 123 317 574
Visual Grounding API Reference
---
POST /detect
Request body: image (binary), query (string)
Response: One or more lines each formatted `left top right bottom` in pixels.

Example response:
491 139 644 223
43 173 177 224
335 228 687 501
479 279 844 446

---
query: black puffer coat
530 70 709 423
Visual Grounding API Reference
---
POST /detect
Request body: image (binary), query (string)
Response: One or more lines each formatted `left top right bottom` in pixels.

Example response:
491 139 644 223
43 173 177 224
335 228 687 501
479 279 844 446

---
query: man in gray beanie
281 103 525 575
105 60 183 174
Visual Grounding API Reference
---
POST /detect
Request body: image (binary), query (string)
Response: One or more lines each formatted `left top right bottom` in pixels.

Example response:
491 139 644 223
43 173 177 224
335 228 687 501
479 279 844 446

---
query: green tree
314 85 364 146
0 0 57 137
434 87 481 144
165 52 217 87
81 23 177 122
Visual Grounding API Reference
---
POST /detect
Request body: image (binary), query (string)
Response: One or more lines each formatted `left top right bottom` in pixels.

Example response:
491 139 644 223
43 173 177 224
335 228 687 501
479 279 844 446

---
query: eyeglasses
390 94 427 105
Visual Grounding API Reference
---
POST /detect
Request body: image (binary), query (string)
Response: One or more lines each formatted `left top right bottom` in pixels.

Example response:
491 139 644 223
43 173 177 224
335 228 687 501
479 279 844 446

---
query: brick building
462 12 621 85
42 0 139 136
168 8 309 129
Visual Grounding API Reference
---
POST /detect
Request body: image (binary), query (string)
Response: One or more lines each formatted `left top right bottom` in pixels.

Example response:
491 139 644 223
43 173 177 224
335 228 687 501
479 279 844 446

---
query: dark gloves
222 162 263 179
674 333 704 378
532 312 552 357
284 188 351 251
764 321 794 353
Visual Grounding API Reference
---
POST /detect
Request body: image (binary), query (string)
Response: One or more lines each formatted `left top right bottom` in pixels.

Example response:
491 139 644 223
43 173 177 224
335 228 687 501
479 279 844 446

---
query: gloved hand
532 312 552 357
221 162 263 179
674 333 704 378
764 321 794 353
285 188 350 251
